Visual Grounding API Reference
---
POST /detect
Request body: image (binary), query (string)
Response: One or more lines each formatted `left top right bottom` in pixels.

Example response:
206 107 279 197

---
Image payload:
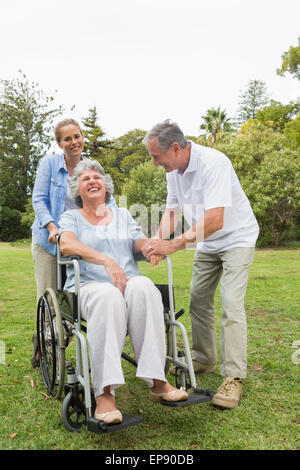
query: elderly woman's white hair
70 159 114 207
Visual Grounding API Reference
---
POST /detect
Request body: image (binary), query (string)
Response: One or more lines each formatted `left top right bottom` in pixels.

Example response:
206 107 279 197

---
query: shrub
0 206 30 241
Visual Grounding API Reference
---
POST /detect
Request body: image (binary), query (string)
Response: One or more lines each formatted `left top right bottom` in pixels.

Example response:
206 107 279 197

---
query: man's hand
142 207 225 258
142 238 182 258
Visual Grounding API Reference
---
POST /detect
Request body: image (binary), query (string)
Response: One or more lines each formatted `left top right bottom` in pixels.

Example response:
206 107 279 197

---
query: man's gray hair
70 159 114 207
142 119 188 152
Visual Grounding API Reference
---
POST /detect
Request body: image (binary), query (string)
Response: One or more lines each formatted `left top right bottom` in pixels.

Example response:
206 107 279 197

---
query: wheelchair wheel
61 386 96 432
37 288 65 399
62 386 86 432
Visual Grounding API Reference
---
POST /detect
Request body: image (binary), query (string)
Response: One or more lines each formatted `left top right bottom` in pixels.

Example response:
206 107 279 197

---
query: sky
0 0 299 149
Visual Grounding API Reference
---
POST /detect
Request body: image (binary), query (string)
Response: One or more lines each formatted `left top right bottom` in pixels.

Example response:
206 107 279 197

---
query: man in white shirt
142 120 259 409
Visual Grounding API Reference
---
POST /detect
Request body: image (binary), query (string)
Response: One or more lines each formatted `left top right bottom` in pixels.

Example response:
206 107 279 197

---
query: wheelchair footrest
87 414 143 433
161 388 215 407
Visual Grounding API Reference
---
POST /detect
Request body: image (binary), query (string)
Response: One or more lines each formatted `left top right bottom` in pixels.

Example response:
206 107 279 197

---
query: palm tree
200 106 233 144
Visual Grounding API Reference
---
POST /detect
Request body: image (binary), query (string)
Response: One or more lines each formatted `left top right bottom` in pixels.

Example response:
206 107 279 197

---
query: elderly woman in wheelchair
58 159 188 425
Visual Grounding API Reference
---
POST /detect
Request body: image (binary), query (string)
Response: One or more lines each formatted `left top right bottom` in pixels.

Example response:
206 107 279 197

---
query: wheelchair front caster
61 385 86 432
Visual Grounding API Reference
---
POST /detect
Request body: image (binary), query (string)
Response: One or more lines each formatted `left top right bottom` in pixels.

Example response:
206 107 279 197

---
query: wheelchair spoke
38 295 57 394
62 388 87 431
37 288 66 400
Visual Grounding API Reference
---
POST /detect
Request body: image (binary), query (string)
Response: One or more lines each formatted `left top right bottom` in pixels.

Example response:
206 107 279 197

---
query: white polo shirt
166 142 259 253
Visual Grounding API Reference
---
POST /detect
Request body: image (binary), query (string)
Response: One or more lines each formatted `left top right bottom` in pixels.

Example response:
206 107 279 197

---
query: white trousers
79 276 167 397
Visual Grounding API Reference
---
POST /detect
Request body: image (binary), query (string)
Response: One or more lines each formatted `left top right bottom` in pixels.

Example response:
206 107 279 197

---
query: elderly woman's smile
79 170 106 200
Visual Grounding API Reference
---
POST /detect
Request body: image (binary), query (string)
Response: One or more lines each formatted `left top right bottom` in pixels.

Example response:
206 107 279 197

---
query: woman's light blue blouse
31 153 117 256
59 207 145 291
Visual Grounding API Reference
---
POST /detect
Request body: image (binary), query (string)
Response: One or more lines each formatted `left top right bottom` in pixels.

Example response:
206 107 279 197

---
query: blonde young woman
58 159 188 424
30 119 117 367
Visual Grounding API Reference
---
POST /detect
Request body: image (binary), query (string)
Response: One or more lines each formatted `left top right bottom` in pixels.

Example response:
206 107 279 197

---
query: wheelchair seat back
154 284 175 313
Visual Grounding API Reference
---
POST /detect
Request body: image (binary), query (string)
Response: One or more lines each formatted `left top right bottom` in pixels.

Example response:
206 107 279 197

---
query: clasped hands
142 238 175 260
104 239 173 295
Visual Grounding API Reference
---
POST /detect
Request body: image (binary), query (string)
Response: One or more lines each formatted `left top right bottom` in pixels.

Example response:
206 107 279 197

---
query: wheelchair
36 243 214 434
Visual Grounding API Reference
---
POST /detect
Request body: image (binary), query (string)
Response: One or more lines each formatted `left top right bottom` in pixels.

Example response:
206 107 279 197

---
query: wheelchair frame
36 245 214 434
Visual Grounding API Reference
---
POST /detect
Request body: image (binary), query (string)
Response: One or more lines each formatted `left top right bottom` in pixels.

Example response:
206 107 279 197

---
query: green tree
200 106 233 145
0 206 30 241
20 198 35 232
98 128 150 195
81 106 114 161
0 71 63 212
247 151 300 246
277 37 300 81
121 161 167 237
81 106 125 194
284 113 300 148
113 129 149 174
121 151 149 174
122 161 167 208
216 122 300 245
256 100 300 132
235 79 269 127
216 121 286 178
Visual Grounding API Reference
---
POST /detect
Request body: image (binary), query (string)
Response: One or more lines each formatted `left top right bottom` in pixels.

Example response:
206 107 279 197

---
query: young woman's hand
47 222 59 244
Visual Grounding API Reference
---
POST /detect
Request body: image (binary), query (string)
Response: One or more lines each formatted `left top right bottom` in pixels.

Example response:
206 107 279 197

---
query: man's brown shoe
169 360 216 376
211 377 242 409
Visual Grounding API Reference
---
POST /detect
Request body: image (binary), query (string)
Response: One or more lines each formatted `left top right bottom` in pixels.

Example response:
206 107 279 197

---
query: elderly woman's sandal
94 409 123 424
150 387 188 403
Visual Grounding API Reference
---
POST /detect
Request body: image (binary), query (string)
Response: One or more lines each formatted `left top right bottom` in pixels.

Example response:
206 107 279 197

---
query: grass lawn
0 242 299 450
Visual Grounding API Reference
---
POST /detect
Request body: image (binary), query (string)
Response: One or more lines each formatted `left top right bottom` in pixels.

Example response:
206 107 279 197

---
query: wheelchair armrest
58 254 82 263
133 252 149 262
67 255 82 261
56 234 82 262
